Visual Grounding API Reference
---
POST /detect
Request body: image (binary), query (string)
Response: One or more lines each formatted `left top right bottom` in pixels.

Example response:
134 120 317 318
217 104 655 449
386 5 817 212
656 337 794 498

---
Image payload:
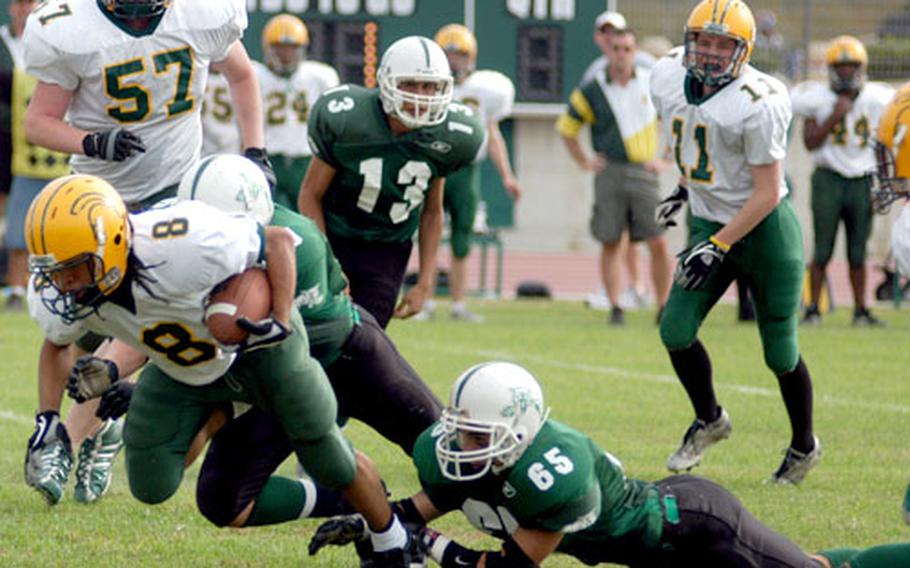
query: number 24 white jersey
29 201 264 386
256 60 340 157
650 49 791 225
23 0 247 203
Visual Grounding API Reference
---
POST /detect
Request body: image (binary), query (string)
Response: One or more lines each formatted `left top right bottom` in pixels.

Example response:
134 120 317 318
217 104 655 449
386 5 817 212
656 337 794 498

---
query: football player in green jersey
309 361 824 567
298 35 485 329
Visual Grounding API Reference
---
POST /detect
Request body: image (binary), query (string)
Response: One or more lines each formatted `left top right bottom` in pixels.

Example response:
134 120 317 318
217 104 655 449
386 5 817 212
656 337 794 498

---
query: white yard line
0 409 34 425
416 342 910 415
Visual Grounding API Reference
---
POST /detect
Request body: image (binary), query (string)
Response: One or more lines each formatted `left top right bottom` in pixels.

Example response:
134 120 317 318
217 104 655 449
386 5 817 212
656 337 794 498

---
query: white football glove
67 355 120 402
655 185 688 228
236 316 292 352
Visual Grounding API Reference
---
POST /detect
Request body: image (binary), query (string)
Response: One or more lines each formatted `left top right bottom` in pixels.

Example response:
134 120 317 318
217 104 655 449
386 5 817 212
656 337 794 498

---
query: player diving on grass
24 174 421 565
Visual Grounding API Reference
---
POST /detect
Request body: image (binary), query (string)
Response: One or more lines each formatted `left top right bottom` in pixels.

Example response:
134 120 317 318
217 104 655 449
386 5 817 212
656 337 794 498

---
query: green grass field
1 299 908 566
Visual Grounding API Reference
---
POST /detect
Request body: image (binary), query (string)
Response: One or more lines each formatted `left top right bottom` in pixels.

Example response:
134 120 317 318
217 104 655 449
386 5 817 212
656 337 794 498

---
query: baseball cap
595 11 627 32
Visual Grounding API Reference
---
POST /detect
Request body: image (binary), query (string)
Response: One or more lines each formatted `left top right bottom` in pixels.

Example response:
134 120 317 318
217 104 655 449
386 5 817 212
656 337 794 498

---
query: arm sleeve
22 24 79 90
206 0 247 63
27 277 85 346
307 99 340 167
555 87 595 139
743 97 791 166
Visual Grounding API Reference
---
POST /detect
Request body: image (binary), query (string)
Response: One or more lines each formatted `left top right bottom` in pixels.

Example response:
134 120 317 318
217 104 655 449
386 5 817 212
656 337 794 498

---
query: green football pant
660 200 804 375
819 544 910 568
810 167 872 268
123 311 354 504
443 163 480 259
271 154 311 211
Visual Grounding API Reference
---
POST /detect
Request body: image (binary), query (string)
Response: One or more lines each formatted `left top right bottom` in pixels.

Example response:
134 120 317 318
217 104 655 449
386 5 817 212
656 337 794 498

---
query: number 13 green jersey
308 84 485 243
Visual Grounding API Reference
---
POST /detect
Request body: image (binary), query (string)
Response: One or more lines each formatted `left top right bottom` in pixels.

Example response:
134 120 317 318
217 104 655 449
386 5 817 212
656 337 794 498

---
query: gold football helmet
263 14 309 76
434 24 477 82
825 35 867 94
25 175 130 322
870 83 910 213
684 0 755 86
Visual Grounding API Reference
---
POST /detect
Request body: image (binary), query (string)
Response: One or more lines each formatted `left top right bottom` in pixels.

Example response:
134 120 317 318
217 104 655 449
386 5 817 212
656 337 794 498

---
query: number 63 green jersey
308 84 485 243
412 419 665 563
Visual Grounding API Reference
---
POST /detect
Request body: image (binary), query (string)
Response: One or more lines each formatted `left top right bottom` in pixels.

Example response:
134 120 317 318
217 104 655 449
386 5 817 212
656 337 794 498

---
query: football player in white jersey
23 175 420 566
651 0 820 484
791 36 894 326
417 23 520 323
21 0 274 210
200 69 242 156
255 14 339 209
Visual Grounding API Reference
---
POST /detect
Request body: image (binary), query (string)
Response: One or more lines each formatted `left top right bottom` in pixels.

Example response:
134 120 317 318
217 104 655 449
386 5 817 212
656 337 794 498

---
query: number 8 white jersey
28 201 264 386
23 0 247 204
650 48 791 224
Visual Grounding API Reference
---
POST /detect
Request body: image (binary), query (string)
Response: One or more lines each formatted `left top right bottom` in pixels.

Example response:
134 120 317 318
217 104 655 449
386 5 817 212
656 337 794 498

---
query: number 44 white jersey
790 80 895 178
23 0 247 204
28 201 264 386
650 48 791 225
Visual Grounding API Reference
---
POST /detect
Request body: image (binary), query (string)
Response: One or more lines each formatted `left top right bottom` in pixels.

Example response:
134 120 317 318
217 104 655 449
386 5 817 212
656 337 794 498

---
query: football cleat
800 306 821 326
852 307 885 327
74 418 124 503
768 436 821 485
666 408 732 472
451 307 484 323
27 435 74 506
609 306 625 326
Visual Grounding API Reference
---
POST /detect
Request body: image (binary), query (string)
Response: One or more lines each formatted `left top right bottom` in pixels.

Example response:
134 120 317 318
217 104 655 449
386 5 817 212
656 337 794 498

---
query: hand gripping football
204 268 272 345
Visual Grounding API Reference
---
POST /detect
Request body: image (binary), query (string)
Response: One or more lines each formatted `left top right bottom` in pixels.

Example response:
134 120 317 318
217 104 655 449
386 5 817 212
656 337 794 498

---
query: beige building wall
504 108 899 268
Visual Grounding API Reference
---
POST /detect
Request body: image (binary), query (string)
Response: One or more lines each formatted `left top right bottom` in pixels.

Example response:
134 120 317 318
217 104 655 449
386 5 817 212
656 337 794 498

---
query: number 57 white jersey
23 0 247 204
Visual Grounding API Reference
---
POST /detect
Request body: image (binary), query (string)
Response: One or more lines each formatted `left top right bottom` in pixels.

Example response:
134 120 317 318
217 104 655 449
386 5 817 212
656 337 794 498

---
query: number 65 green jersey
308 84 485 243
412 419 665 564
23 0 247 203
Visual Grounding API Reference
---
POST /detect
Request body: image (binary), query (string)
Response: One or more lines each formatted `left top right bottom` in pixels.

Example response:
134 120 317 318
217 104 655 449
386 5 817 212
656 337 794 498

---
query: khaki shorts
590 162 662 244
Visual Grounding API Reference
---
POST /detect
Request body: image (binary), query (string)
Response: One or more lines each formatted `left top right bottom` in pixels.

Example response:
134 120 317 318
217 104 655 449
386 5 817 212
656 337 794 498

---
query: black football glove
82 128 146 162
96 381 136 420
308 514 368 556
674 238 728 291
243 147 277 191
236 316 291 352
655 185 688 228
67 355 119 403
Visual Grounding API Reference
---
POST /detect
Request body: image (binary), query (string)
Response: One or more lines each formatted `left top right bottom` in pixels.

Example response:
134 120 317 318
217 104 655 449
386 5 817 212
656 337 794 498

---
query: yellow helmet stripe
28 176 70 256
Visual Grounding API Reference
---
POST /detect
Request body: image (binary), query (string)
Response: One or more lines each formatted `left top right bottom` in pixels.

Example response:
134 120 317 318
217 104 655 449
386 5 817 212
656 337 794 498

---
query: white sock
451 300 467 313
423 299 437 313
369 514 407 553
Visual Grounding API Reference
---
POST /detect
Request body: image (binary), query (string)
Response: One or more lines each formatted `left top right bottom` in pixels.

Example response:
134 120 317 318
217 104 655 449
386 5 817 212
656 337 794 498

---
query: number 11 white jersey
23 0 247 203
650 49 791 224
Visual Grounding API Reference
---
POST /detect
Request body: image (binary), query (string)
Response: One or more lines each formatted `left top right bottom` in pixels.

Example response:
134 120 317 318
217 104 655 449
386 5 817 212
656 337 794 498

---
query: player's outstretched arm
297 156 337 231
214 41 265 151
23 82 83 154
396 178 444 319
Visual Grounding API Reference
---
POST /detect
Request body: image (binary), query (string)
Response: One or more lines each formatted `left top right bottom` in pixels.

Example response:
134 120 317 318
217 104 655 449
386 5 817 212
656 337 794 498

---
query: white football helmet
436 362 550 481
377 36 453 129
177 154 274 224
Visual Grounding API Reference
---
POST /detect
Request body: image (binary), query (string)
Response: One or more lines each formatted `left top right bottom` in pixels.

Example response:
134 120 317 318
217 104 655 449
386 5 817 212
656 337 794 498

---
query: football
204 268 272 345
